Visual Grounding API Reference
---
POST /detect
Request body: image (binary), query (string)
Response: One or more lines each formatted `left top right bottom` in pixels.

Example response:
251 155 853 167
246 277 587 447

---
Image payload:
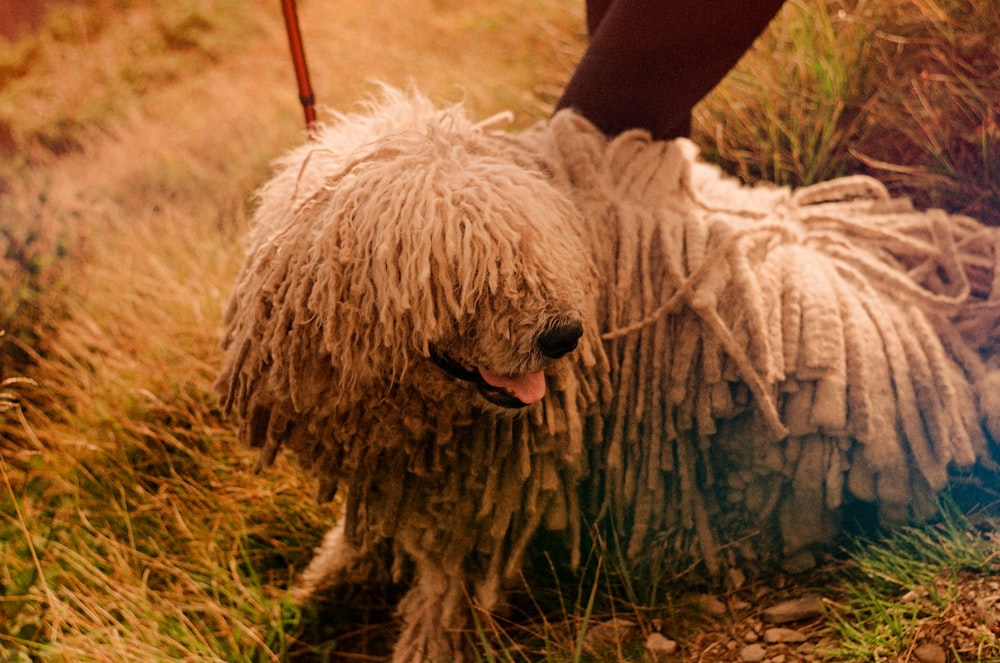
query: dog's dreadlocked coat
217 89 1000 663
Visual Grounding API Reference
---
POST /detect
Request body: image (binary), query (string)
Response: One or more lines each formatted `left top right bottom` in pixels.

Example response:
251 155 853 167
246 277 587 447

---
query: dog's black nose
538 320 583 359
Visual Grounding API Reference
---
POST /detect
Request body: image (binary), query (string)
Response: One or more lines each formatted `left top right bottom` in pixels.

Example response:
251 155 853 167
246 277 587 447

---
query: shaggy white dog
217 89 1000 662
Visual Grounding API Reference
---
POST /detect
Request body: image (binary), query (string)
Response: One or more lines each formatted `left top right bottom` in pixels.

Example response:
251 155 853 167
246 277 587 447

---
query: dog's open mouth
429 346 546 409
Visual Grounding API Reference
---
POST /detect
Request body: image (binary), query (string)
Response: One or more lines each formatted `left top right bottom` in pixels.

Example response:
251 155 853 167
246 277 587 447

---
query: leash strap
279 0 317 133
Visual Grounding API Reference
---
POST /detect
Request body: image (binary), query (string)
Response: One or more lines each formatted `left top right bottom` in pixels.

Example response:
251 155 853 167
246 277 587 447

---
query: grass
694 0 1000 224
0 0 998 660
822 500 1000 661
695 0 867 187
0 2 338 659
0 179 78 375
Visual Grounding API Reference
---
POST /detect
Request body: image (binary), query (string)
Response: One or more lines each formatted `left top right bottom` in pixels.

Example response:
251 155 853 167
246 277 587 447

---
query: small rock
770 655 786 663
697 594 728 616
583 617 637 650
741 643 767 662
763 627 807 644
975 597 1000 627
780 550 817 574
913 642 946 663
762 595 824 624
732 598 752 612
744 630 760 643
728 567 748 590
645 632 678 660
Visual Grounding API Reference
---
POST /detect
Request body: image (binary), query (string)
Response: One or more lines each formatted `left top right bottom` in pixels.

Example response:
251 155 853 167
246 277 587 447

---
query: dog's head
217 94 598 432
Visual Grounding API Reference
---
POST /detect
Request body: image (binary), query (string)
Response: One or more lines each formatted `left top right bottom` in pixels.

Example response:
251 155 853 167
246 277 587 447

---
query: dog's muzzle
429 319 583 409
428 346 527 409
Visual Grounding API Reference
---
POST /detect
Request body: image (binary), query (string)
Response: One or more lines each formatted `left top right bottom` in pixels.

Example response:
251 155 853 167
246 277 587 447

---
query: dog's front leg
292 520 380 603
392 557 477 663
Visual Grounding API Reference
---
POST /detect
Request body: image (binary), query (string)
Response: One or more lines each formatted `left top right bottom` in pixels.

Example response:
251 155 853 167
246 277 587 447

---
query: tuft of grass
0 355 335 661
695 0 1000 224
822 498 1000 661
695 0 875 187
848 0 1000 224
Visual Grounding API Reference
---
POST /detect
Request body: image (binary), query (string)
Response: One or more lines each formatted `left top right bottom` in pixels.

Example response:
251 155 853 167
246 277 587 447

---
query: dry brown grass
695 0 1000 224
0 1 582 659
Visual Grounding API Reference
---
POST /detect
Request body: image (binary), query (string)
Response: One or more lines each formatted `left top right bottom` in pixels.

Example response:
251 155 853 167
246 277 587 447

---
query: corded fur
216 88 1000 663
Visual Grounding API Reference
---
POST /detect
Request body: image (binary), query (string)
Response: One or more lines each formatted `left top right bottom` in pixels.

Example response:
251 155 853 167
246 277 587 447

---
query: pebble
762 595 824 624
741 643 767 662
763 627 808 644
913 642 946 663
732 598 752 612
583 617 637 649
975 597 1000 627
698 594 728 616
645 632 678 660
780 550 817 574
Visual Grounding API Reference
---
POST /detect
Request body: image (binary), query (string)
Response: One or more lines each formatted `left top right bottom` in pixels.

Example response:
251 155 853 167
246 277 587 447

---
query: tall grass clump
696 0 1000 224
849 0 1000 224
695 0 875 186
823 499 1000 661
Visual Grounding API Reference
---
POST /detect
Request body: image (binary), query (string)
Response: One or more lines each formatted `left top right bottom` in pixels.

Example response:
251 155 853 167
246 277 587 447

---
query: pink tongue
479 369 547 404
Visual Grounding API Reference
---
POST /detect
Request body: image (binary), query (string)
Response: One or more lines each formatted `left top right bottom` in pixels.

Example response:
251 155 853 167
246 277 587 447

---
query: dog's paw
292 522 360 603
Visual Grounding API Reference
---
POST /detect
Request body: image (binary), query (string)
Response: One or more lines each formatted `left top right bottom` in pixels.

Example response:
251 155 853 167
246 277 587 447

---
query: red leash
279 0 317 133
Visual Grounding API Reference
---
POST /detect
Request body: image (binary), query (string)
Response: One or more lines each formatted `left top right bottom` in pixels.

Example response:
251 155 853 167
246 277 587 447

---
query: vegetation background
1 0 998 660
